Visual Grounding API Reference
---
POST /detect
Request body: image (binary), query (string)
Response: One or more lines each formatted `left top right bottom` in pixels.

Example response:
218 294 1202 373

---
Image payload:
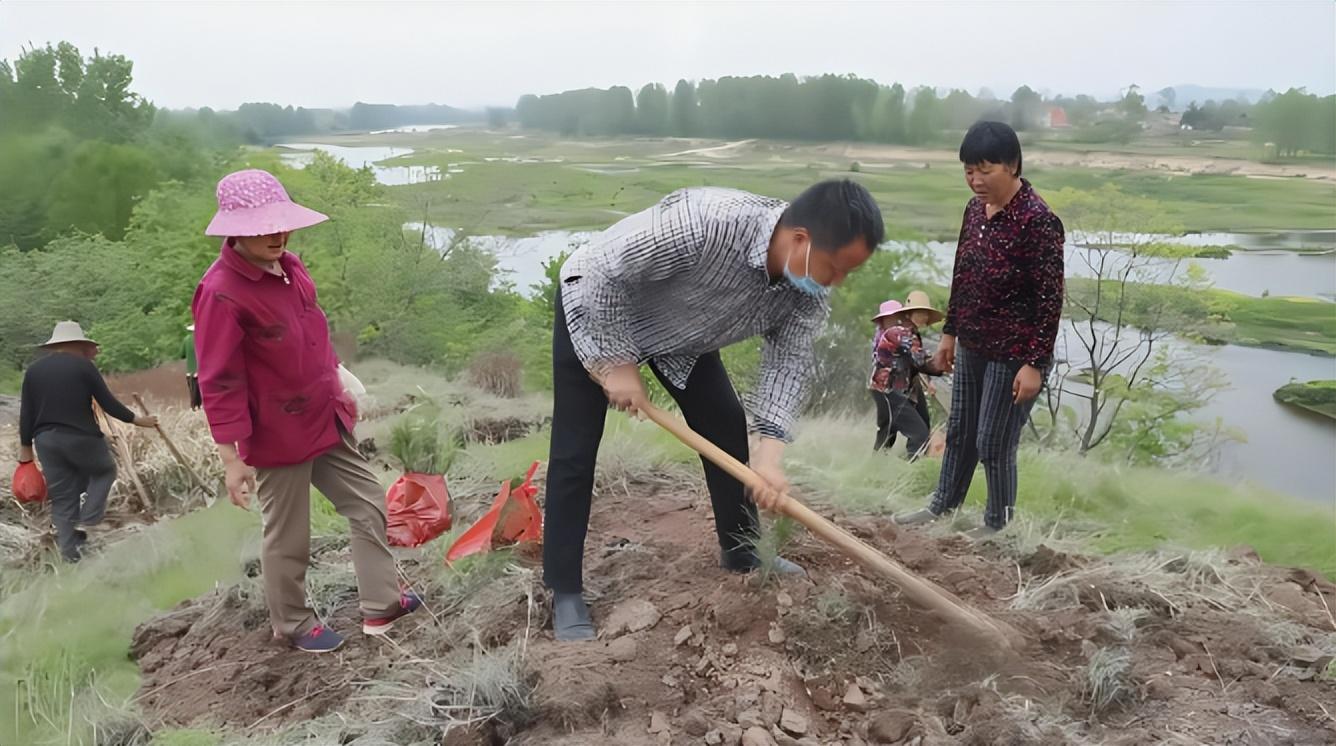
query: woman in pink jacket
192 169 421 653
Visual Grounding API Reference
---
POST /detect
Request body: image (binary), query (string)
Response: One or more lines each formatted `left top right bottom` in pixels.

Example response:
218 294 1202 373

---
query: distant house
1040 106 1070 129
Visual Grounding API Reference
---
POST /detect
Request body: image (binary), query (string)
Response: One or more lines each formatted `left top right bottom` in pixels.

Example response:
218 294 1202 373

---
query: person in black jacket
17 321 157 561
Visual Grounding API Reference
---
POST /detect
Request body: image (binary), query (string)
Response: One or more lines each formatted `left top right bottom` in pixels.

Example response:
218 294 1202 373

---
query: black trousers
186 375 202 410
33 428 117 561
543 290 759 594
871 388 932 459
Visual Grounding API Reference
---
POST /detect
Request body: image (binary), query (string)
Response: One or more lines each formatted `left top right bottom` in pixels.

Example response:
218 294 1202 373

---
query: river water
916 238 1336 301
1049 322 1336 502
276 143 443 185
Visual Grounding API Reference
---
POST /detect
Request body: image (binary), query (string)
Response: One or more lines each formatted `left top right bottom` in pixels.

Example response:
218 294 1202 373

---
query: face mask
783 241 829 297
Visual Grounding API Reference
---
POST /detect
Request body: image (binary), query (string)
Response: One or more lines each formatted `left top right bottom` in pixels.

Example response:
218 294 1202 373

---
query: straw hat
40 321 97 347
896 290 945 325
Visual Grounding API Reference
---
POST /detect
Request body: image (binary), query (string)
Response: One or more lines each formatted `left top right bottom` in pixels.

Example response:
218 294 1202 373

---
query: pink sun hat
204 169 329 237
871 299 904 322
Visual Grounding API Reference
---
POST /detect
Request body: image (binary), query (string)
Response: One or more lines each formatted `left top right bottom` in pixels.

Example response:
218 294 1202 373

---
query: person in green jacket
183 323 201 410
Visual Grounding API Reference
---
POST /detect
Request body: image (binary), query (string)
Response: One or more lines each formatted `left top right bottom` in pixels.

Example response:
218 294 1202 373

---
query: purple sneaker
363 590 424 636
292 624 344 653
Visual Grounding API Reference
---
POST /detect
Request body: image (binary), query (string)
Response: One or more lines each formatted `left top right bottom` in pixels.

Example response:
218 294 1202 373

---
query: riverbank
1065 279 1336 356
1274 379 1336 420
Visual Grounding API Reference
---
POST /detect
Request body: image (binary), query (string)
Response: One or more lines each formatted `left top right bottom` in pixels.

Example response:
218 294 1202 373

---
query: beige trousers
255 428 399 638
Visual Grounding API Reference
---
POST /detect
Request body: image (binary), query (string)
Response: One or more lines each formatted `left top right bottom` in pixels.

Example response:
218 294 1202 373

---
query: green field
1215 292 1336 354
283 129 1336 241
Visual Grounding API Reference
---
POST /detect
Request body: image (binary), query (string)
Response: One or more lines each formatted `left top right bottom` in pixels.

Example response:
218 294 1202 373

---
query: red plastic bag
446 461 542 563
12 461 47 504
385 472 452 548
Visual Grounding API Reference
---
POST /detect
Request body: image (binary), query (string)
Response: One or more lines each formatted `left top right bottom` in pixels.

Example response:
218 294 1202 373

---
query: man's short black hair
959 120 1023 176
781 179 884 253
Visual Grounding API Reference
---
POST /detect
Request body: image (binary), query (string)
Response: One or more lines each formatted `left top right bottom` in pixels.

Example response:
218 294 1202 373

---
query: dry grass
1010 549 1256 613
100 403 221 514
990 691 1094 744
1101 607 1151 643
467 351 523 399
589 413 700 496
1 400 220 569
429 642 535 733
351 359 549 427
1084 646 1135 715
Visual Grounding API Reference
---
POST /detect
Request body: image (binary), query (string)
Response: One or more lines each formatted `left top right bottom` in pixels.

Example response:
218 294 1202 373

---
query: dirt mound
107 361 190 407
132 583 380 729
131 482 1336 745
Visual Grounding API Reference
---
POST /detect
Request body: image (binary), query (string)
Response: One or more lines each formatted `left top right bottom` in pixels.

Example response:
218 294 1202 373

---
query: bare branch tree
1037 185 1228 464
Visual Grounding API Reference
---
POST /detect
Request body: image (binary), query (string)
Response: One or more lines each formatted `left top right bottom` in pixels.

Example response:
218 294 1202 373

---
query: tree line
515 75 1336 157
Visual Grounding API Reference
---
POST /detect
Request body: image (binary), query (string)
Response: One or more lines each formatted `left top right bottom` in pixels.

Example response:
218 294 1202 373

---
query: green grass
150 728 222 746
0 504 258 745
1035 168 1336 234
447 406 1335 577
1214 292 1336 355
1273 379 1336 420
787 414 1336 578
279 129 1336 241
309 488 351 537
1031 135 1261 160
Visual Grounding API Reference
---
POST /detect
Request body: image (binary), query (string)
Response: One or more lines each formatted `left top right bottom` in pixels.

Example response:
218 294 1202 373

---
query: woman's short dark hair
780 179 885 253
959 120 1023 176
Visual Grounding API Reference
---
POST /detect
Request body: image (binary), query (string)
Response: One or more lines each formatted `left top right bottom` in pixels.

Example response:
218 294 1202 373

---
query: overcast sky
2 1 1333 110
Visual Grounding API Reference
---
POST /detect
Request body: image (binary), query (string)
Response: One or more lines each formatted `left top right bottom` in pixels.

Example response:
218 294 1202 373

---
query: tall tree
671 79 699 137
1155 86 1177 111
1010 85 1042 130
906 86 942 144
1119 84 1147 122
634 83 670 135
942 88 982 130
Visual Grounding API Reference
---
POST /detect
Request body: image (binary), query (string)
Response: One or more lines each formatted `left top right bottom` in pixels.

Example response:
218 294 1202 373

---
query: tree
905 86 942 145
1155 86 1177 111
635 83 670 135
44 140 161 241
1009 85 1042 131
1119 84 1147 122
1058 94 1101 127
515 94 540 129
486 107 509 129
1037 185 1227 464
1253 88 1335 157
942 88 983 130
865 83 908 143
606 86 636 134
0 42 153 140
670 79 699 136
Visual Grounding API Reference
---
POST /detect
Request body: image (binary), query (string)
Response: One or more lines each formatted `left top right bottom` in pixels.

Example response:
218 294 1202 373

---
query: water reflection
277 143 443 185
